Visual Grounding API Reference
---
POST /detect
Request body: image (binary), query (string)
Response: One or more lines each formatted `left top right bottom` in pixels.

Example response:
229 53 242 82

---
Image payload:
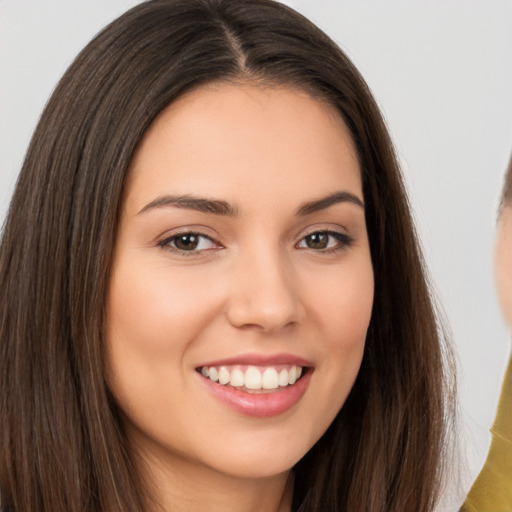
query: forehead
125 83 362 213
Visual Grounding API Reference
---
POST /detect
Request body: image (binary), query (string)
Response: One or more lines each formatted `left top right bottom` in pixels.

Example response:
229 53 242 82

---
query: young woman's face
496 206 512 328
106 84 374 482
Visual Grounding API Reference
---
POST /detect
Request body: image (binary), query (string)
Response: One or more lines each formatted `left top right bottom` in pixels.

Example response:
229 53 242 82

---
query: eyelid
295 223 349 240
295 226 354 251
156 227 224 255
154 224 221 244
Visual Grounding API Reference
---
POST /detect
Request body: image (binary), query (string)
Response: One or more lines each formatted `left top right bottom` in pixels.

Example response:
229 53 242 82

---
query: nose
225 249 305 332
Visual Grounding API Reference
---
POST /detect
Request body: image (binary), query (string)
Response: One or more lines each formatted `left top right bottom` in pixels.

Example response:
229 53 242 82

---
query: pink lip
196 353 313 418
197 352 313 368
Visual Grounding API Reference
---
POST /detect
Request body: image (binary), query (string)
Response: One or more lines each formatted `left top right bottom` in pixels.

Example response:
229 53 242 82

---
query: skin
464 195 512 512
106 83 374 512
496 206 512 327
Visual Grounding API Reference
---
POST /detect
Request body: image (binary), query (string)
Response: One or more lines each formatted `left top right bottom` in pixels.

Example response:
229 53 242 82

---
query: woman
0 1 455 511
462 155 512 511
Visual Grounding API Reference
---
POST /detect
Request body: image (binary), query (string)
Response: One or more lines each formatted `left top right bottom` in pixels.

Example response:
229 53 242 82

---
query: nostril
225 296 304 332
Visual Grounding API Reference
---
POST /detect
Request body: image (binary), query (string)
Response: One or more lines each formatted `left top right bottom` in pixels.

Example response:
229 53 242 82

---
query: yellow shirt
462 355 512 512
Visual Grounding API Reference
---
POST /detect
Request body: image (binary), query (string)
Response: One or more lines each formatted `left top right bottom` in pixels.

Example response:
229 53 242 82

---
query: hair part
0 1 455 511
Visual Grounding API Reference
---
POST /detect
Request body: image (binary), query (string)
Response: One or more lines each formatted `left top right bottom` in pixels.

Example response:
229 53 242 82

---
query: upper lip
196 353 313 368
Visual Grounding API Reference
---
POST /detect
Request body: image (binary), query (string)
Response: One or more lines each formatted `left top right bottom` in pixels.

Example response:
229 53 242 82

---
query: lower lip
199 371 312 418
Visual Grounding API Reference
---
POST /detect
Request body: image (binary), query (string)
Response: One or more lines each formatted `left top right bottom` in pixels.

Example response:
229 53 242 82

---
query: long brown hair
499 154 512 210
0 1 455 510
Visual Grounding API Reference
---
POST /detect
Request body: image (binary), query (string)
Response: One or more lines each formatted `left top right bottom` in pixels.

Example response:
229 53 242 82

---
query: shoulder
461 355 512 511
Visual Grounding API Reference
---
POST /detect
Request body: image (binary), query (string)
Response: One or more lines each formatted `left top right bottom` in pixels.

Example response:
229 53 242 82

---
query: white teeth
245 366 262 389
262 368 279 389
278 369 289 387
218 366 230 385
230 368 244 387
200 364 304 390
208 367 219 382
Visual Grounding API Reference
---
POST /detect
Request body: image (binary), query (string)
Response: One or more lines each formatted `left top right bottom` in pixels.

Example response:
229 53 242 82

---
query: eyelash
157 229 354 255
296 230 354 252
157 232 221 255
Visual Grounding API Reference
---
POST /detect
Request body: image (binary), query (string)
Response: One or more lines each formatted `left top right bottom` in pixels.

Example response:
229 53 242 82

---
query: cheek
495 215 512 329
302 255 373 410
106 262 217 357
496 245 512 330
103 263 215 449
310 256 374 348
103 261 218 415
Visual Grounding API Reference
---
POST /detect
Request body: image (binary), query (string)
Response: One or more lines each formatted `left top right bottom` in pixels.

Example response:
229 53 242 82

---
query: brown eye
173 234 200 250
304 232 329 249
297 231 353 251
159 233 218 252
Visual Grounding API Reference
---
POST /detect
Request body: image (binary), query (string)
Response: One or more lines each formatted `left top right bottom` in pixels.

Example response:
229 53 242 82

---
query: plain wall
1 1 512 507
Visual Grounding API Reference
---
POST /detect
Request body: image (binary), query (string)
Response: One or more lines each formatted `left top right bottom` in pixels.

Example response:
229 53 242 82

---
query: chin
194 427 320 480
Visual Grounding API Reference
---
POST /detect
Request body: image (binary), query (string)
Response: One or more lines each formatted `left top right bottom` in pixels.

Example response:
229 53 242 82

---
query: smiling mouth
197 364 305 393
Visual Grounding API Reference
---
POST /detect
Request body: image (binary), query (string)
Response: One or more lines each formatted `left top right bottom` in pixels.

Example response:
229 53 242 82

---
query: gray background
1 1 512 507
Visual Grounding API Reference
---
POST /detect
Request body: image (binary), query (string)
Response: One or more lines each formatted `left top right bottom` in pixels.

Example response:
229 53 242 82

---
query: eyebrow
138 190 364 217
138 195 238 216
295 191 364 216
